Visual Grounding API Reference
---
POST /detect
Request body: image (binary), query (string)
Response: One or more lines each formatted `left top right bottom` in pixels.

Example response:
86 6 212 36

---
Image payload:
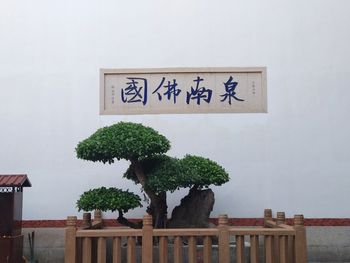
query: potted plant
76 122 229 229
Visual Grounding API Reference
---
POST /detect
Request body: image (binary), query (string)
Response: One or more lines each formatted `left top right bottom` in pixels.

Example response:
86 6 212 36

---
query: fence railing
65 209 307 263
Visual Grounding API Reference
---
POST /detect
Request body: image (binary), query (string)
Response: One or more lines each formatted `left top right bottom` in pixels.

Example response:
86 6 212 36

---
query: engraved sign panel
100 67 267 115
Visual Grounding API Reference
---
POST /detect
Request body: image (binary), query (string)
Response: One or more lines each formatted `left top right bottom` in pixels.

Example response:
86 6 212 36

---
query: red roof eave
0 174 31 187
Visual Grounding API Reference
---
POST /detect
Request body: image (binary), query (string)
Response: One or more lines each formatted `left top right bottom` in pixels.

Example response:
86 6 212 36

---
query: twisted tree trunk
131 159 168 228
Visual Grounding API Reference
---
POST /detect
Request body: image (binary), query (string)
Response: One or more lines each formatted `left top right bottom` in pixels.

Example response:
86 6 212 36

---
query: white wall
1 0 350 220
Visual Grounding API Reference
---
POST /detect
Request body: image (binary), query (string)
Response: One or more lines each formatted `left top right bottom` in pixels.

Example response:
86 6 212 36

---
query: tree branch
117 210 142 229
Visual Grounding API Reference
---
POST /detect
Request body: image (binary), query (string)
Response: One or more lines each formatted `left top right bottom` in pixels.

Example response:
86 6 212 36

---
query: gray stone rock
167 188 215 228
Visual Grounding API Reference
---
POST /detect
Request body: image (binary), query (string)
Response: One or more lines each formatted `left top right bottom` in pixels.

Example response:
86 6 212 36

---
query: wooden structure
65 209 307 263
0 174 32 263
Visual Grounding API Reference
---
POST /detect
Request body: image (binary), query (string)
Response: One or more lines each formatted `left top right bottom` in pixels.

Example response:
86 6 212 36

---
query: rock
167 188 215 228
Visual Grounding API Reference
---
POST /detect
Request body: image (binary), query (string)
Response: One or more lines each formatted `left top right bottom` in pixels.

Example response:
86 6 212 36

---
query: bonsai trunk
117 210 142 229
131 159 168 228
147 192 167 228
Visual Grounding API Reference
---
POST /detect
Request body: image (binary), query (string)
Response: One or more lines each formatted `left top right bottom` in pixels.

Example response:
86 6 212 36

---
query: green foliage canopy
76 122 171 163
77 187 142 213
124 154 229 194
124 155 182 193
180 155 230 188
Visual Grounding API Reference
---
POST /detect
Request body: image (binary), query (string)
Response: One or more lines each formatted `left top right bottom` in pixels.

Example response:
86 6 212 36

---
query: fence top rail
228 228 295 236
75 226 295 238
153 228 218 237
264 219 294 230
76 228 142 237
277 223 294 230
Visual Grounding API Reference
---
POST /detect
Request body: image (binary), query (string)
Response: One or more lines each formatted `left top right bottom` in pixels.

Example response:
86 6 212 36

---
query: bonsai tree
76 122 229 228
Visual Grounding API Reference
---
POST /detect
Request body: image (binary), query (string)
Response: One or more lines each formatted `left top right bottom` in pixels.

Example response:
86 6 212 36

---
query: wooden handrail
228 228 295 235
76 228 142 237
153 228 218 237
77 226 295 237
264 219 294 230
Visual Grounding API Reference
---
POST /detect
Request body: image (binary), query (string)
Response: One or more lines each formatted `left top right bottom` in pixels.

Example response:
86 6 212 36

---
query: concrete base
23 228 64 263
307 227 350 262
22 227 350 262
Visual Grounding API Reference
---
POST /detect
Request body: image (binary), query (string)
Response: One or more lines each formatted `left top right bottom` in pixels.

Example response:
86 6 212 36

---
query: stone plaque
100 67 267 115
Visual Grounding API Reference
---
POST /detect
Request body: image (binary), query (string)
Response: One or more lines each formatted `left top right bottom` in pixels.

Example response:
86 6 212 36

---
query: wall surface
1 0 350 220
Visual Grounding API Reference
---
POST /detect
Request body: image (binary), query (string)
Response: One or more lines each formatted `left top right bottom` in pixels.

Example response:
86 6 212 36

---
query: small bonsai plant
76 122 229 228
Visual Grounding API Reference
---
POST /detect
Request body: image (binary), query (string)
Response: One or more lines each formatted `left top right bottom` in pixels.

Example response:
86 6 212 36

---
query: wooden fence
65 209 307 263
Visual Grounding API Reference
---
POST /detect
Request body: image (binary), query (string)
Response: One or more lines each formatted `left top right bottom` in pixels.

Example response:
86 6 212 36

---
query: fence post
264 209 273 227
274 212 285 263
82 212 92 229
276 212 286 225
65 216 77 263
94 210 102 222
218 214 230 263
264 209 274 263
142 214 153 263
294 215 307 263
